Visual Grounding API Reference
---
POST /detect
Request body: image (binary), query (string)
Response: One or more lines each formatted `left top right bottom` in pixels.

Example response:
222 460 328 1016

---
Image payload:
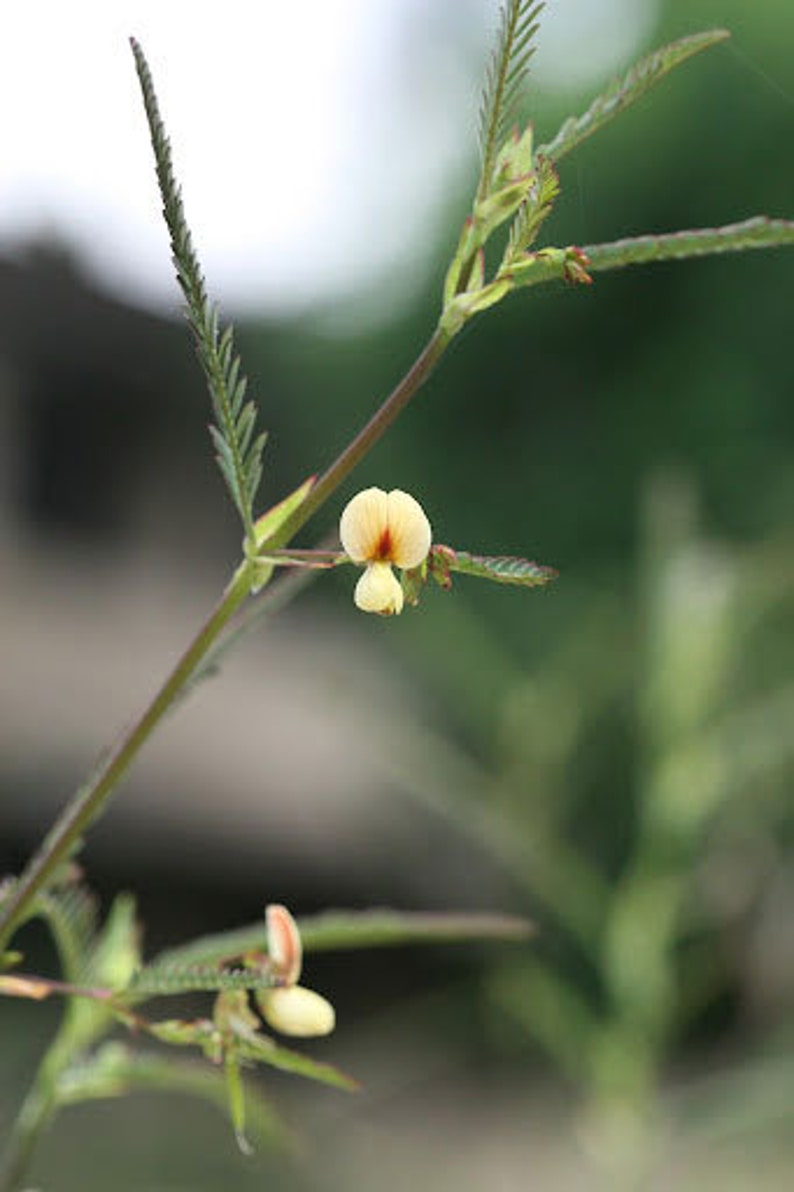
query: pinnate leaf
139 909 534 977
479 2 545 201
583 217 794 272
126 963 276 1001
430 546 557 589
538 29 730 164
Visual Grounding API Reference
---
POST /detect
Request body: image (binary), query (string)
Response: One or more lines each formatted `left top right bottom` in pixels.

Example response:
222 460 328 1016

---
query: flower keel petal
354 562 404 615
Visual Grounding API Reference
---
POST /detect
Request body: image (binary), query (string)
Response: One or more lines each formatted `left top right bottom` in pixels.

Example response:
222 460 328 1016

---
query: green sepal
505 245 592 289
430 545 557 588
250 474 316 554
0 950 23 972
473 174 535 242
401 561 428 607
440 277 514 337
492 124 534 187
90 893 140 992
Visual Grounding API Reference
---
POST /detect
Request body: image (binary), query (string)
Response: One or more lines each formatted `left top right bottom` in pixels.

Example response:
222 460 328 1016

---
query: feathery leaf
130 39 265 541
439 548 557 588
478 2 544 201
538 29 730 164
126 963 277 1001
141 909 533 976
582 217 794 272
505 154 560 260
36 880 99 984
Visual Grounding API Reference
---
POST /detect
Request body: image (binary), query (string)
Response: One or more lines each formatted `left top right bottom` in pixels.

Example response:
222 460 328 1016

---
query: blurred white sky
0 0 658 319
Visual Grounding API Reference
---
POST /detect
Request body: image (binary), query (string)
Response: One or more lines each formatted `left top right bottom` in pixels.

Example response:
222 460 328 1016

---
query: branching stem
262 327 451 549
0 327 451 960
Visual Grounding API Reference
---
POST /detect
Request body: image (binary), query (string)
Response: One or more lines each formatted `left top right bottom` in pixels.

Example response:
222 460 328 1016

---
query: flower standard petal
266 904 302 985
339 487 389 562
385 490 432 569
354 562 404 615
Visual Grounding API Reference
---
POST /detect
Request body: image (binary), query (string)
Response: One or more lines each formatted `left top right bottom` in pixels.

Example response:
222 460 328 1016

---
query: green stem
0 1014 78 1192
0 326 454 1183
0 562 253 955
263 327 451 549
0 327 453 957
0 1083 54 1192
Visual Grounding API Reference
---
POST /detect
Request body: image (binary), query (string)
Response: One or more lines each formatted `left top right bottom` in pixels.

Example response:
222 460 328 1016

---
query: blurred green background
1 0 793 1188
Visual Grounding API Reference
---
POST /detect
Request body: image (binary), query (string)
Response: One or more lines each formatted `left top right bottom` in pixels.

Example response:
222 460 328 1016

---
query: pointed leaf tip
539 28 734 165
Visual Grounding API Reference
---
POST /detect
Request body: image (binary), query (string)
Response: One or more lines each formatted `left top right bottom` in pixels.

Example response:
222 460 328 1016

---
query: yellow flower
339 488 432 615
259 904 335 1039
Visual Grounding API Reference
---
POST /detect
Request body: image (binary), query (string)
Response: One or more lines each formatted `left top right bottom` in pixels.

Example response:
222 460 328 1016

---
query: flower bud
259 985 336 1038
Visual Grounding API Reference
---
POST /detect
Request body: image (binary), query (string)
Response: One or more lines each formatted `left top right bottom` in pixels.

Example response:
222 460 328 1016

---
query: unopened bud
259 985 336 1038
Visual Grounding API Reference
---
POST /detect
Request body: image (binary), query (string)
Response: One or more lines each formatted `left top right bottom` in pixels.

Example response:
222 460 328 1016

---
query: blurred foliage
236 0 794 1176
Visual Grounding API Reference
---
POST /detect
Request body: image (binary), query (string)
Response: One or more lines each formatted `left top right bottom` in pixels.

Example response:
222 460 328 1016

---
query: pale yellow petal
386 489 432 569
260 985 336 1038
354 561 404 615
339 487 388 562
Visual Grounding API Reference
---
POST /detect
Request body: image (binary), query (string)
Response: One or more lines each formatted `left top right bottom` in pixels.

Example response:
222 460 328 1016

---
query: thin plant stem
262 327 451 549
0 328 452 958
0 1008 82 1192
0 562 252 954
0 1081 54 1192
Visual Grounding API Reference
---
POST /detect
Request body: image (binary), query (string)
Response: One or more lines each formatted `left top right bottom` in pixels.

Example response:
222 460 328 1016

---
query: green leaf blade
538 28 731 165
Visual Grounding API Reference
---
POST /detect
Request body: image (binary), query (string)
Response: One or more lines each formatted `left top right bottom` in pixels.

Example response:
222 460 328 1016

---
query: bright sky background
0 0 658 320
